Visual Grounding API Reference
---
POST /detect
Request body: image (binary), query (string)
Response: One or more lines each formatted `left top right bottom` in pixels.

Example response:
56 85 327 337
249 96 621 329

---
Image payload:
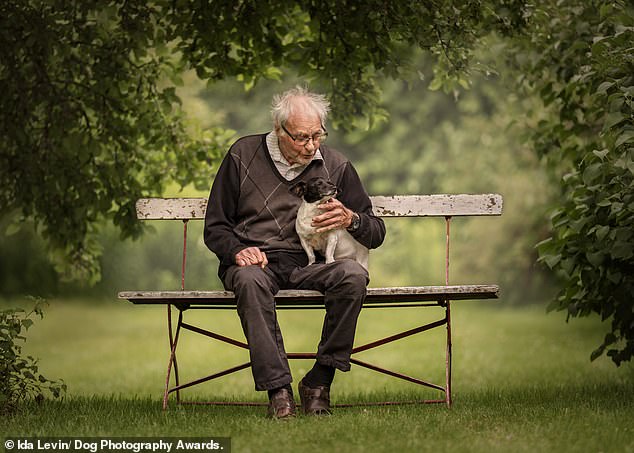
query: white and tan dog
291 177 369 270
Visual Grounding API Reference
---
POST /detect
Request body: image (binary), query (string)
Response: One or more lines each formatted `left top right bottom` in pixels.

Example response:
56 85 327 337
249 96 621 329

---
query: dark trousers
222 253 369 391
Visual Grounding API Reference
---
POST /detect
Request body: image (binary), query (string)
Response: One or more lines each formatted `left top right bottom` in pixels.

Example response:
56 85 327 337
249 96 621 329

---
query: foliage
0 0 528 282
169 0 528 127
511 1 634 364
0 1 230 283
0 299 66 414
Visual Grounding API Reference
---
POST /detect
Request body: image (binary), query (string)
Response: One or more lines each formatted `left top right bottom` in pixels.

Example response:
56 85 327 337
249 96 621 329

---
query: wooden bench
119 194 503 409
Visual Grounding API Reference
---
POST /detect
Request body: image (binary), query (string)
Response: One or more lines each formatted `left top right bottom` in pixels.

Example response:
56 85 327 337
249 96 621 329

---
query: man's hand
235 247 268 268
312 198 354 233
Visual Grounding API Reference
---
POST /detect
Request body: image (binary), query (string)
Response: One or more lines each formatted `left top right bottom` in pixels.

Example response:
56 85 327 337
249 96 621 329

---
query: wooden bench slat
371 195 503 217
118 285 499 306
136 198 207 220
135 194 503 220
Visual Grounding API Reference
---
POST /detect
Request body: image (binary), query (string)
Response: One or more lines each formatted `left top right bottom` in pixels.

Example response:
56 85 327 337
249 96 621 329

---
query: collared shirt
266 131 323 181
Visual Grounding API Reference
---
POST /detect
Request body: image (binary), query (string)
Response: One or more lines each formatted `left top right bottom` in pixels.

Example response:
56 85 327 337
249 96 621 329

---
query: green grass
2 298 633 452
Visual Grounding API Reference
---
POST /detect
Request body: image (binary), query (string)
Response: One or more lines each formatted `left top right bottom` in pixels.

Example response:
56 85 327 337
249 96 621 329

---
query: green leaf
599 3 614 19
590 345 605 361
428 77 443 91
535 237 553 249
264 67 283 81
603 112 626 131
593 149 609 160
595 225 610 241
615 131 634 148
543 254 562 269
596 81 614 94
611 241 633 259
611 202 624 215
585 251 604 267
582 163 602 185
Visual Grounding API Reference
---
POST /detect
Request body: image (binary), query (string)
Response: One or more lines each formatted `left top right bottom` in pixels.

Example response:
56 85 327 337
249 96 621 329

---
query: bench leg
163 319 256 405
163 305 183 410
445 301 453 408
444 216 453 408
169 304 182 404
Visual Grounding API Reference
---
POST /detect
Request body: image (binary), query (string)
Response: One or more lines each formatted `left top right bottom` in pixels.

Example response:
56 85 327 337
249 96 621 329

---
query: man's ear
289 181 307 198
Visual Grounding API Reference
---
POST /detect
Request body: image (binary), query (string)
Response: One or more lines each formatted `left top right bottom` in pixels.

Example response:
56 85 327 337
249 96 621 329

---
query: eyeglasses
280 123 328 146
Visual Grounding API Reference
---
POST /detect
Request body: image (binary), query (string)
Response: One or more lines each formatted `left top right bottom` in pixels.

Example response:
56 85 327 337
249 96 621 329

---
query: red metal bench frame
119 195 502 409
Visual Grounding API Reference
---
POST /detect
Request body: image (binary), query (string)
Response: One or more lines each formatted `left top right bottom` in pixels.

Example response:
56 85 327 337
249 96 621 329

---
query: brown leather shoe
267 388 296 419
298 378 331 416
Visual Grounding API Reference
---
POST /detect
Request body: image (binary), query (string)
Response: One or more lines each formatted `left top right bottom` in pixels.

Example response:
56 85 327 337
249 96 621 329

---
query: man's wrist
347 212 361 233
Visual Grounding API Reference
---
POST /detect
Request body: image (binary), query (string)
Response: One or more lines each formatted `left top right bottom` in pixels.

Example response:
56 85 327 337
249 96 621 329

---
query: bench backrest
135 194 503 220
133 194 503 290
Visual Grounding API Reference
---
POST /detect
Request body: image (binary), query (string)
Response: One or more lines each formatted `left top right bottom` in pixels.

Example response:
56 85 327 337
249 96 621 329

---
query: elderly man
204 86 385 419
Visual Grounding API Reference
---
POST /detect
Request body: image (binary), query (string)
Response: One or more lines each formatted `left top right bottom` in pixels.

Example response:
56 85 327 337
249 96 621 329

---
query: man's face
276 111 323 166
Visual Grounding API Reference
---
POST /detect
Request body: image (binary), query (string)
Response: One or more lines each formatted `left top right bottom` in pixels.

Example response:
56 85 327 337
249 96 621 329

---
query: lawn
1 297 633 453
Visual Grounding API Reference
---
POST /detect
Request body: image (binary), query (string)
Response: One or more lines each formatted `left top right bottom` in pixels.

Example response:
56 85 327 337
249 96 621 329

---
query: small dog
290 177 369 270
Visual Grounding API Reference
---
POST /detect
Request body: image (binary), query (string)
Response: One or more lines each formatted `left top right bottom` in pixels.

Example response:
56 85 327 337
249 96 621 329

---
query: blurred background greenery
0 52 557 305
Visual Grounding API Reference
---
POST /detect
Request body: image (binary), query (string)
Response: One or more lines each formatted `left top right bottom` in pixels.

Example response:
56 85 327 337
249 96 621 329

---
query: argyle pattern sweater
204 133 386 276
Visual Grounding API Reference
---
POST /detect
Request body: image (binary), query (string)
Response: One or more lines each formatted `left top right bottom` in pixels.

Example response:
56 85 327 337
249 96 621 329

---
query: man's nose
304 139 316 151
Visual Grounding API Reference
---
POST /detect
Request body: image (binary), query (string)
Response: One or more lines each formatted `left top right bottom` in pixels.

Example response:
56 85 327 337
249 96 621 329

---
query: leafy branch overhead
0 0 527 282
0 1 229 282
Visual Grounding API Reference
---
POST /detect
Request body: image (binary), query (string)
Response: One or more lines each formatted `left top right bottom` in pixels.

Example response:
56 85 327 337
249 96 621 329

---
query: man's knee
328 260 369 293
230 266 273 291
228 266 277 310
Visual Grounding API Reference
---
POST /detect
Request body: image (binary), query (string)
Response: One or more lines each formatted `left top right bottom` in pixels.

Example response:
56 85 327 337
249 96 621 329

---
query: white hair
271 86 330 127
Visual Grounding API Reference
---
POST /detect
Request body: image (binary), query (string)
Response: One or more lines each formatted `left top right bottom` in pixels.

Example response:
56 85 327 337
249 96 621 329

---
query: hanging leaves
512 1 634 365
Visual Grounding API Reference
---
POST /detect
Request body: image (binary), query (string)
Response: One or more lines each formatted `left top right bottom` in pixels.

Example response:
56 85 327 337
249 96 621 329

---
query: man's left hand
312 198 353 232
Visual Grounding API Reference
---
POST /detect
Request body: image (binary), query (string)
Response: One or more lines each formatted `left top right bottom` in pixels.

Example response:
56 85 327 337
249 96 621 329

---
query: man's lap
223 257 368 295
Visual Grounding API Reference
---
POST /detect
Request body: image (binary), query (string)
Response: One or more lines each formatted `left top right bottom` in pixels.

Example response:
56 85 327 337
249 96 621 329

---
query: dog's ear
289 181 307 198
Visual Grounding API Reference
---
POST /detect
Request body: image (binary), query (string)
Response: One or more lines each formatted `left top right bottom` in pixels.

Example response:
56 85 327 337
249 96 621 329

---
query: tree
0 1 230 282
507 1 634 365
0 0 527 281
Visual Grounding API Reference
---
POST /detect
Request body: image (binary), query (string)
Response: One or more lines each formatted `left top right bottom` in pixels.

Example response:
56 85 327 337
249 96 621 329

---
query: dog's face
290 177 337 203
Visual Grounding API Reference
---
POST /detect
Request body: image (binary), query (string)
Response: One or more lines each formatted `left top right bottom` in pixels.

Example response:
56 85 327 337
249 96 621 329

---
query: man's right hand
235 247 268 268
